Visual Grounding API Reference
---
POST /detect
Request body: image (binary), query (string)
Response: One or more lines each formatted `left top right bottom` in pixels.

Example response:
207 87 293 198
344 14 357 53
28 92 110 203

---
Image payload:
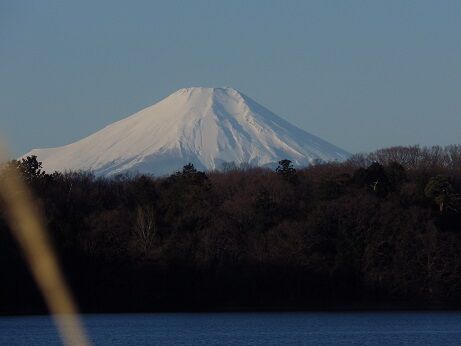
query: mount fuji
23 87 350 176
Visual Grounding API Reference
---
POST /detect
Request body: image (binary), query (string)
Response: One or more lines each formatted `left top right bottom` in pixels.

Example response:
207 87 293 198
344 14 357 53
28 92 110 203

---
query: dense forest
1 145 461 314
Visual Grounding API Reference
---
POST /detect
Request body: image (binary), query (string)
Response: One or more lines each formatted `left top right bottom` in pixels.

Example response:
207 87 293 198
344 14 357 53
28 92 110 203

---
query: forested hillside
1 145 461 314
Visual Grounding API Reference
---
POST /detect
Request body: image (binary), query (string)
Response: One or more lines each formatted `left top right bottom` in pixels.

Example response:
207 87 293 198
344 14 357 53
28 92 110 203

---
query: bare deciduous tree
134 205 156 255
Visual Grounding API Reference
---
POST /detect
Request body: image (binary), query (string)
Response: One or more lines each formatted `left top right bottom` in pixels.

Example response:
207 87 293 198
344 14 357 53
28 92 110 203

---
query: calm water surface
1 312 461 345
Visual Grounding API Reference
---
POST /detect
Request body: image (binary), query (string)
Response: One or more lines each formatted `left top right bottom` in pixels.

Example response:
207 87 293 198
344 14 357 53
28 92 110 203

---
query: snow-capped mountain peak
23 87 349 176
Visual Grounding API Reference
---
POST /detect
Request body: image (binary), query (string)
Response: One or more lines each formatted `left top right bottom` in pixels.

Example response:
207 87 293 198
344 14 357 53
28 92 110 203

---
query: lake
1 312 461 345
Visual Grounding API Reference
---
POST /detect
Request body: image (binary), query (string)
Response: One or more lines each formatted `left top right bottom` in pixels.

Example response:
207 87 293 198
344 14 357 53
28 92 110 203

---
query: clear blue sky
1 0 460 156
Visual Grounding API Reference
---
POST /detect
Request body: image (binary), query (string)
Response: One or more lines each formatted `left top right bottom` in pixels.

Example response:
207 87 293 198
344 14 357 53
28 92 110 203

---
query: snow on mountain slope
23 87 350 176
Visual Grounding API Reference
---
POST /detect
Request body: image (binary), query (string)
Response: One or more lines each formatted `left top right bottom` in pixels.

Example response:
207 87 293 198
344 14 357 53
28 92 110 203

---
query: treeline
1 145 461 314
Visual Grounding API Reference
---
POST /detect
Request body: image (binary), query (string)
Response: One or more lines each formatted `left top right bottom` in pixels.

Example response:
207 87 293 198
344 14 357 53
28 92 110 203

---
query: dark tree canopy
425 175 458 212
8 155 45 181
1 146 461 314
276 159 297 184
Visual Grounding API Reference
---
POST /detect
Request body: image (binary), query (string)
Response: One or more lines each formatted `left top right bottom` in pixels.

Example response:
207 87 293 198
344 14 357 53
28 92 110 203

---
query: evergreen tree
425 175 458 212
276 159 297 184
